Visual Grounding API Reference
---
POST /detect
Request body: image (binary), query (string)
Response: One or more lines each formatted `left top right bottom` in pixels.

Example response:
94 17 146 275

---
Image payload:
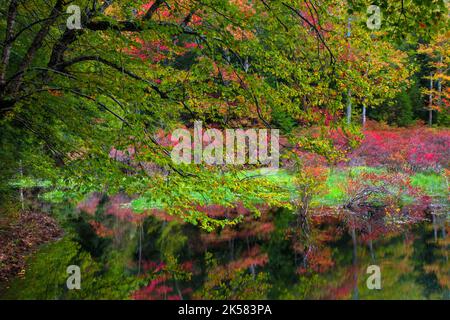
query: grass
17 166 449 211
245 166 448 207
316 169 347 206
410 173 448 199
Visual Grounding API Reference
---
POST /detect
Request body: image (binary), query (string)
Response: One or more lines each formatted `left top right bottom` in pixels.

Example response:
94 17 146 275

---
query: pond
3 195 449 300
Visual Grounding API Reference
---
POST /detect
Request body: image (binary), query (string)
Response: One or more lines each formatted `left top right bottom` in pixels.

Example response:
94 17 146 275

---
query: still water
70 194 449 300
4 195 449 300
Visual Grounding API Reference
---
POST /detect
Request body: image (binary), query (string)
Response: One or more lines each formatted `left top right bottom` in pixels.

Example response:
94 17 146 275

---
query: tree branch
55 55 168 98
282 2 335 66
143 0 165 20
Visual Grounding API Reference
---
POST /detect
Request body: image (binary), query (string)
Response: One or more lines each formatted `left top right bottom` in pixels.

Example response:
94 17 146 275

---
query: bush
348 122 450 172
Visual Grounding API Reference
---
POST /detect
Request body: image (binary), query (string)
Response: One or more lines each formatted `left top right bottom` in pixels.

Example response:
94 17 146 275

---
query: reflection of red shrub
132 259 193 300
88 221 114 238
297 247 334 274
76 193 101 215
132 275 180 300
105 194 143 223
199 204 274 245
227 245 269 270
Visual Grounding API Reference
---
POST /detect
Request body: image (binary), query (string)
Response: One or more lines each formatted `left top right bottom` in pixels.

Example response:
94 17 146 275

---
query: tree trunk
138 222 143 275
367 222 375 261
346 17 352 125
429 73 433 126
362 104 366 127
437 55 442 123
351 225 359 300
19 160 24 210
0 0 19 86
347 90 352 125
432 213 438 242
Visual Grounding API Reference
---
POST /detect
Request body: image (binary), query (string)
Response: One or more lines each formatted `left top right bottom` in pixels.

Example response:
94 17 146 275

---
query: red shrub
348 122 450 171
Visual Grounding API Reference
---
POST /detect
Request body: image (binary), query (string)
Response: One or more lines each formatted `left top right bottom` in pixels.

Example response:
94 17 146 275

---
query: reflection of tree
281 211 448 300
194 251 270 300
136 208 449 300
132 257 193 300
74 194 449 300
419 216 449 299
357 232 422 299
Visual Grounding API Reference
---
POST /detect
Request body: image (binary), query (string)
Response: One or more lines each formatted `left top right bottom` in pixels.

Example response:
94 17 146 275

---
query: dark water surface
3 196 448 300
70 195 449 300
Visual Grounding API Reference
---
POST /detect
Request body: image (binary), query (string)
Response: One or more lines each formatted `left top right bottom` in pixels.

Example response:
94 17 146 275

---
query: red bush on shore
347 121 450 171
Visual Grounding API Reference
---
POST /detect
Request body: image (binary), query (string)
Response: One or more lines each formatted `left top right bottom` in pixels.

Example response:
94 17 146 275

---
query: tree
418 31 450 126
0 0 447 230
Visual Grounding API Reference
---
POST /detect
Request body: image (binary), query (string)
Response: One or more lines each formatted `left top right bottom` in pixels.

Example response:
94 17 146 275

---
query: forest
0 0 448 300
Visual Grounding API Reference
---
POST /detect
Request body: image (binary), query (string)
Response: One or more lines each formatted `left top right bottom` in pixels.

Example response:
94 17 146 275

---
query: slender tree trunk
138 222 143 275
229 238 234 260
174 279 183 300
362 104 366 127
347 90 352 125
367 222 374 261
432 213 438 242
351 225 359 300
429 73 433 126
442 220 446 240
19 160 24 211
246 237 256 277
437 55 443 123
0 0 18 86
362 60 370 127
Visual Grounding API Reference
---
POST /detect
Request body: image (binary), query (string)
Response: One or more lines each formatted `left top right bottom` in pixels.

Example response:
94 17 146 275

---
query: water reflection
62 195 450 300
